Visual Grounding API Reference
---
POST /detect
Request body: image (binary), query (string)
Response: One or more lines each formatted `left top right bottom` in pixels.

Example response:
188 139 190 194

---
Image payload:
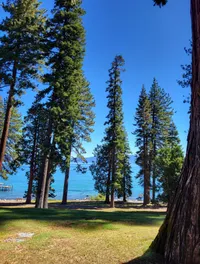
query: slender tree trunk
152 143 156 203
123 175 126 203
26 125 37 204
43 159 53 209
0 62 17 170
144 137 150 206
105 159 111 204
62 143 72 205
35 119 53 209
110 147 116 208
151 2 200 263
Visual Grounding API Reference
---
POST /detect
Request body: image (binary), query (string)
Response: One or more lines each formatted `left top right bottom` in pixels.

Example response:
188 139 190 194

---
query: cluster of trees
0 0 95 209
0 0 184 211
0 0 199 263
134 79 184 205
90 66 184 207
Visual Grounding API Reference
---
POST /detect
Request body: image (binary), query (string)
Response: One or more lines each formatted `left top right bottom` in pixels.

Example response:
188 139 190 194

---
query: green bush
89 194 105 201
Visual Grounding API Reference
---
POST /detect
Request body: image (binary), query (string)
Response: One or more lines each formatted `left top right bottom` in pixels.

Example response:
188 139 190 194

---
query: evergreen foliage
134 86 152 205
0 0 46 169
90 143 111 203
0 97 22 179
117 131 132 202
104 55 126 207
156 122 184 203
90 55 131 207
35 0 94 208
149 78 173 202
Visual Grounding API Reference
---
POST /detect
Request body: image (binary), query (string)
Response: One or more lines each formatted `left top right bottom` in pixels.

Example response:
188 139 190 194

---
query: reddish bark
151 1 200 263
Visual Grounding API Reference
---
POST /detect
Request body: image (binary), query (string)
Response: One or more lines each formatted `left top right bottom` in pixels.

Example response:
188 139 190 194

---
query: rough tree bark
0 61 17 171
151 1 200 263
43 159 53 209
26 126 38 204
35 119 53 209
62 142 72 205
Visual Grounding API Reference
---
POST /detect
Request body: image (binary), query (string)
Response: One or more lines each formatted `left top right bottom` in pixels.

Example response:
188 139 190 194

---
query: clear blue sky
1 0 191 157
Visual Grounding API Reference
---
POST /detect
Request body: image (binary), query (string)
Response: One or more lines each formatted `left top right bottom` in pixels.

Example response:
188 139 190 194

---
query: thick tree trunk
151 2 200 263
110 187 115 208
26 126 37 204
62 144 72 205
35 119 52 209
0 62 17 171
62 164 71 205
61 166 70 204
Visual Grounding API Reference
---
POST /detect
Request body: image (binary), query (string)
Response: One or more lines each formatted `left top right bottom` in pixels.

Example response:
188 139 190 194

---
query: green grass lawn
0 202 166 264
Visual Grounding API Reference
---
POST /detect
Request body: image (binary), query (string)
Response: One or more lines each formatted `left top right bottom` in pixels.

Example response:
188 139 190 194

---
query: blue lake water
0 163 143 200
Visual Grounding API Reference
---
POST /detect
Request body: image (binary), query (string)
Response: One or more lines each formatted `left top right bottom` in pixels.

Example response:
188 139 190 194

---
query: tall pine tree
149 78 173 203
35 0 94 208
104 55 126 208
61 77 95 204
134 86 152 205
0 0 46 170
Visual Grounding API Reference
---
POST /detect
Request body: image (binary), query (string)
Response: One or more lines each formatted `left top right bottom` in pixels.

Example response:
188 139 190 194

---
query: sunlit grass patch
0 203 166 264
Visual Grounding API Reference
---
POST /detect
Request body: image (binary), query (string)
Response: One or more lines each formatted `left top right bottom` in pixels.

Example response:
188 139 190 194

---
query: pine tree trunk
0 62 17 170
123 162 127 203
62 144 72 205
26 126 37 204
62 166 70 204
151 2 200 263
123 176 127 203
35 119 52 209
105 160 111 204
110 188 115 208
152 143 156 204
110 147 116 208
43 159 53 209
144 137 150 205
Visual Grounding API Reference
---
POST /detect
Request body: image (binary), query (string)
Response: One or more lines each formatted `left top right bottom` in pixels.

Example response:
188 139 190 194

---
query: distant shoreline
0 198 143 203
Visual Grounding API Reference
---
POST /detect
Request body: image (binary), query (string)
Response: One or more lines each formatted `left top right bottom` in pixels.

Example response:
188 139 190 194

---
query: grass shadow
124 251 165 264
48 200 166 210
0 207 165 231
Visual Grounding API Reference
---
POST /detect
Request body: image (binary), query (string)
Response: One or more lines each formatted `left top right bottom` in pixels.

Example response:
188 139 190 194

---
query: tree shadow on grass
0 207 165 231
48 201 166 210
124 252 165 264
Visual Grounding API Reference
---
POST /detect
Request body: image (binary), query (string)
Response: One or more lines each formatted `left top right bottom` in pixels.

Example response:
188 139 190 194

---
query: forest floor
0 201 166 264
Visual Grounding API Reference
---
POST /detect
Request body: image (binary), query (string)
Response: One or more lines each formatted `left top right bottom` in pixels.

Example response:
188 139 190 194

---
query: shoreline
0 198 143 203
